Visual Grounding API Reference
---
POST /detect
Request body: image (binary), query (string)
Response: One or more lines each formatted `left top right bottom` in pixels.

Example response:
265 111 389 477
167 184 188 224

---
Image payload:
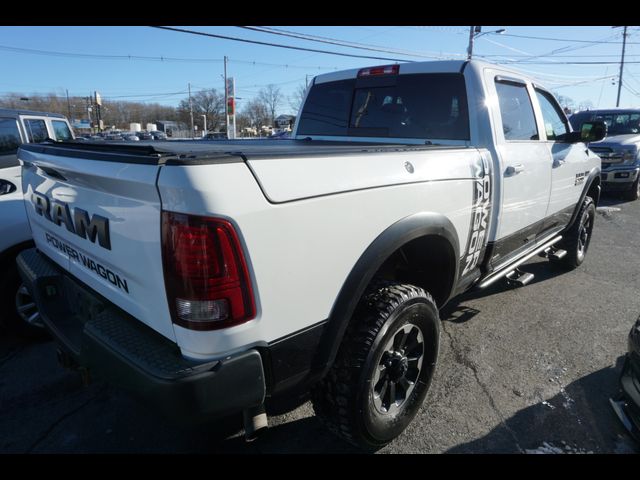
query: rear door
490 75 552 264
19 145 175 341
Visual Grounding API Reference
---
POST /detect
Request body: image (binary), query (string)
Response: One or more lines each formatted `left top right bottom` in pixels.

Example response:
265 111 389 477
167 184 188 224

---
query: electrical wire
237 26 442 59
150 26 414 63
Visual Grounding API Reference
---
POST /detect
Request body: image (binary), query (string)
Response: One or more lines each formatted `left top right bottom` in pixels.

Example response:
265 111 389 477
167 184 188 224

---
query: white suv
0 108 74 335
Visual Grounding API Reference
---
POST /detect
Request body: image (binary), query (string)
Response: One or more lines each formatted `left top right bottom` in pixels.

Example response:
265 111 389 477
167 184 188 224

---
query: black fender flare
311 212 460 378
566 166 601 232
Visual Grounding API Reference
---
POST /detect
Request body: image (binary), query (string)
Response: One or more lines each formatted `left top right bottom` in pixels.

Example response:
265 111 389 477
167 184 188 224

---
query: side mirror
580 121 607 143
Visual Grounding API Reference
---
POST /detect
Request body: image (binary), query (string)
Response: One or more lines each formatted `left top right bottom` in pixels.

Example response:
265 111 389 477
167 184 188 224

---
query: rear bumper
16 248 266 424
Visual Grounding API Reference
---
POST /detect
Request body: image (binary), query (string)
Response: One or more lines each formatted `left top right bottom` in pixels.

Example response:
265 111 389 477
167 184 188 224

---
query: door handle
505 164 525 176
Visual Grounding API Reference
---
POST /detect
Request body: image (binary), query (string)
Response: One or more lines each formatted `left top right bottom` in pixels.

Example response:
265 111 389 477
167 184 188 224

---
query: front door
533 88 592 235
491 77 552 266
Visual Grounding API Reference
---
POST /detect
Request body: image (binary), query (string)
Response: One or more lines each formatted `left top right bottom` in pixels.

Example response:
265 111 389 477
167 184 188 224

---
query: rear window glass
297 73 470 140
52 120 73 141
0 117 22 155
24 118 49 143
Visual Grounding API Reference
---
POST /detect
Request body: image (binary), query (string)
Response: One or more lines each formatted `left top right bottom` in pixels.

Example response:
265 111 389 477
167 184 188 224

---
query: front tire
0 259 46 338
311 282 440 450
623 177 640 201
556 196 596 270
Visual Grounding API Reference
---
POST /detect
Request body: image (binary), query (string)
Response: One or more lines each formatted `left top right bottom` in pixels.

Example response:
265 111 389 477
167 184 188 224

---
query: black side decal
460 153 492 279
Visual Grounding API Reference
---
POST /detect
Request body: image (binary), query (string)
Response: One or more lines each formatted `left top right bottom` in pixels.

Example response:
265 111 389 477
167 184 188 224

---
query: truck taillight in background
161 211 256 330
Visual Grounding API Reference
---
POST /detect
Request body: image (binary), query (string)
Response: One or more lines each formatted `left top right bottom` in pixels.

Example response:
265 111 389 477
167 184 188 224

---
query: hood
592 134 640 149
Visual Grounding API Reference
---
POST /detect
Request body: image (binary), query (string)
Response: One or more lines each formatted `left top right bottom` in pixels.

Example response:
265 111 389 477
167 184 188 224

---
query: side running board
477 235 563 289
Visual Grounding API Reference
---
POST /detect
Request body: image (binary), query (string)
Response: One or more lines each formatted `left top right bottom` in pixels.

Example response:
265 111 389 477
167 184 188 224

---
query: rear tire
623 177 640 201
556 196 595 270
311 282 440 450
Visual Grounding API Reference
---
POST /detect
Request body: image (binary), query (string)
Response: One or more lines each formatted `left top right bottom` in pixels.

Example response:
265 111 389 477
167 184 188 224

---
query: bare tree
288 83 309 114
0 92 180 130
553 93 576 112
577 100 594 112
178 89 225 132
242 98 270 130
257 84 283 125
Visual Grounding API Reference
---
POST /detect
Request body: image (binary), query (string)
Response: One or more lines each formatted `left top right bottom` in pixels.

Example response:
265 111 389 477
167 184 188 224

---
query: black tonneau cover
19 139 467 166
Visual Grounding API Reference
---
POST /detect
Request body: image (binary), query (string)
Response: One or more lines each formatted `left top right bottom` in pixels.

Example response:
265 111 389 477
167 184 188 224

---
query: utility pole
188 82 194 139
66 89 72 120
616 25 628 108
467 26 477 60
224 55 228 138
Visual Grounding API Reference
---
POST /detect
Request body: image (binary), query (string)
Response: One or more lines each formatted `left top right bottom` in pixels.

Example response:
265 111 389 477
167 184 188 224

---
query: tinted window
24 118 49 143
297 79 354 136
52 120 73 141
495 81 539 141
535 90 569 140
569 110 640 135
592 112 640 135
297 73 470 140
0 117 21 155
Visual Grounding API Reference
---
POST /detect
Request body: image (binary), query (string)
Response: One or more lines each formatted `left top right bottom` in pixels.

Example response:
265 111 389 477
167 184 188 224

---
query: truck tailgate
19 144 175 341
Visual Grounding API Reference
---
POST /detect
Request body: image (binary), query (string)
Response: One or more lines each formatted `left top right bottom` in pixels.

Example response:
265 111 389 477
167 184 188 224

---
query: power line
500 32 640 44
150 26 414 63
237 26 442 59
0 43 340 71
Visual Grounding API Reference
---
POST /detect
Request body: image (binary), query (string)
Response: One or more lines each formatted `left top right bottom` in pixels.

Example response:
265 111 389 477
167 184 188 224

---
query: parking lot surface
1 194 639 454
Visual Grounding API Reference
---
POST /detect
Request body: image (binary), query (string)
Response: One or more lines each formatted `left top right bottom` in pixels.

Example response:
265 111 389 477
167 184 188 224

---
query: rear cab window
23 118 50 143
297 73 470 141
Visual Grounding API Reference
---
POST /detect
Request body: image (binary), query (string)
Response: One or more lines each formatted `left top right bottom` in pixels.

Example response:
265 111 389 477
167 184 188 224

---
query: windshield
571 111 640 136
297 73 470 140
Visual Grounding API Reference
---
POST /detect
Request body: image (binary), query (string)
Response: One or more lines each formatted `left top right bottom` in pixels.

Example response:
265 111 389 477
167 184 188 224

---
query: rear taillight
161 211 256 330
357 64 400 77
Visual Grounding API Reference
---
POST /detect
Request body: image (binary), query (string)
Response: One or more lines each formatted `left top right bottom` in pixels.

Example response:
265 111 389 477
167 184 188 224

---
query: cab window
0 117 22 155
24 118 49 143
495 80 539 141
52 120 73 141
535 90 569 140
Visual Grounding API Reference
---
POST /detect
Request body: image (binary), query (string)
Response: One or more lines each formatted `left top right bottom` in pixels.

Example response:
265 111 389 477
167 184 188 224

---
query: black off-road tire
311 282 440 450
0 259 46 338
623 177 640 201
556 196 596 270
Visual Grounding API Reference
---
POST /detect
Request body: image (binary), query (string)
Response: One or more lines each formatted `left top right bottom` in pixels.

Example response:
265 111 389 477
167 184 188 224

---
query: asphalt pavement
1 193 639 454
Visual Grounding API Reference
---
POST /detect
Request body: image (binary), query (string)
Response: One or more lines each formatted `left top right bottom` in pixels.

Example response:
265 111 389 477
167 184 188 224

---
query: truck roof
0 108 67 119
313 59 542 86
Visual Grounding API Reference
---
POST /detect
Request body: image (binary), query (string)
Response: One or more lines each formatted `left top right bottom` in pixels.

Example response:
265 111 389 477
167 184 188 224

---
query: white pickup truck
16 60 605 449
0 108 74 335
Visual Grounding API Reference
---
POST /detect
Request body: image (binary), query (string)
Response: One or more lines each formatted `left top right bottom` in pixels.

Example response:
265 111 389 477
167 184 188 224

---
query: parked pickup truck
0 108 74 335
16 60 605 449
570 108 640 201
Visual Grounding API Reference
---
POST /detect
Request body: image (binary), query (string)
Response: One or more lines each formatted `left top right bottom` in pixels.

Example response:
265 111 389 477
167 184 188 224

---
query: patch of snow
525 441 593 454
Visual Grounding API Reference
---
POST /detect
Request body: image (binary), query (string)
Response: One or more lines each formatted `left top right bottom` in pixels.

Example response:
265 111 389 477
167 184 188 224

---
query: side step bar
539 245 568 261
478 235 562 289
505 268 535 287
